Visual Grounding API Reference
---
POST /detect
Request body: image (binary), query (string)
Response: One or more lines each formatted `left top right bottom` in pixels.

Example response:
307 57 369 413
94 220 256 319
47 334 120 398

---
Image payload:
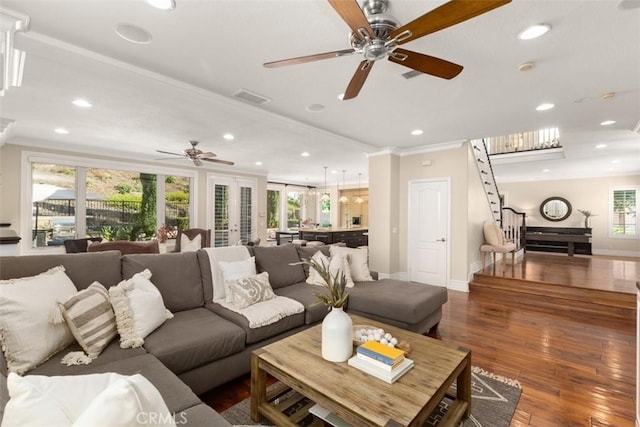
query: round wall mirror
540 197 572 222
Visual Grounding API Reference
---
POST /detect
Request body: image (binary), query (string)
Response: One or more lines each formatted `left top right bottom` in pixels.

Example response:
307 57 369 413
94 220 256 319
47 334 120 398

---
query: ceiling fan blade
156 149 185 157
200 151 217 159
390 0 511 45
202 157 235 166
343 60 374 100
264 49 355 68
388 48 463 79
328 0 374 39
192 159 203 167
154 156 186 161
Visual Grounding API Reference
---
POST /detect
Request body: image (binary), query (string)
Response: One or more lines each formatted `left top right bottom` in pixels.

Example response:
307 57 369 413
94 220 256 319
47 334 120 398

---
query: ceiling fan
264 0 511 99
156 140 234 167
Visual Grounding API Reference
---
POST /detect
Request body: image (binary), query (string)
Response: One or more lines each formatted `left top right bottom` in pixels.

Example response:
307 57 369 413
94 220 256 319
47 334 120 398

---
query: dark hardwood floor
203 254 637 426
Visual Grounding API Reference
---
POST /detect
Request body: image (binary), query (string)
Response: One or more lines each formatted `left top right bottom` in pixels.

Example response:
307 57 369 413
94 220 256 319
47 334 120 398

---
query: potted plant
577 209 595 229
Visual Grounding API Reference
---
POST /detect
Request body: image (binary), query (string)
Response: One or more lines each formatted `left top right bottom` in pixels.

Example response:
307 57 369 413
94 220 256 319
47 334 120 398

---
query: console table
299 228 368 248
525 226 592 256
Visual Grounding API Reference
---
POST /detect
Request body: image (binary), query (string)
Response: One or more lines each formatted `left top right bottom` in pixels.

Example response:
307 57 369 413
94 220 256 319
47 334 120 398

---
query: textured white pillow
180 233 201 252
483 221 505 246
219 256 257 303
329 245 373 282
2 372 174 427
227 271 276 309
0 266 76 374
306 250 355 288
108 269 173 348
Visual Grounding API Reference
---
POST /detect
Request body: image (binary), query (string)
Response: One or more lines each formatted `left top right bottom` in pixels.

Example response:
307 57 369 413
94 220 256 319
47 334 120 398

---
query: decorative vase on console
578 209 595 230
308 258 352 362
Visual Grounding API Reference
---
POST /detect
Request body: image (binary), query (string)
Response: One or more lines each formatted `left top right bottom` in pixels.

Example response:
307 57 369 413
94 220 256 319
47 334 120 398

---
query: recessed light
611 159 621 164
72 98 92 108
518 24 551 40
411 129 423 136
596 144 608 149
223 133 235 141
600 120 616 126
115 23 152 44
54 128 69 134
542 169 550 173
146 0 175 10
255 161 263 166
536 103 554 111
301 152 310 157
518 61 535 72
306 104 326 112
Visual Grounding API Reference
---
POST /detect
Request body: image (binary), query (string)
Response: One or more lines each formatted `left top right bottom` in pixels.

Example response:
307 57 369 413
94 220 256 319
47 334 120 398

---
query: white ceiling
1 0 639 186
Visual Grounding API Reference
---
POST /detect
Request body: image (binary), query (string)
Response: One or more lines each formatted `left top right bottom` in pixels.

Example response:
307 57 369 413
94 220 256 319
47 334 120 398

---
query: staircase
470 139 527 252
471 139 502 224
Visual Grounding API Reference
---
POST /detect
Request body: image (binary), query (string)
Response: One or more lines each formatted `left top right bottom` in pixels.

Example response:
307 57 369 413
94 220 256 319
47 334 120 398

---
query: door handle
436 238 446 242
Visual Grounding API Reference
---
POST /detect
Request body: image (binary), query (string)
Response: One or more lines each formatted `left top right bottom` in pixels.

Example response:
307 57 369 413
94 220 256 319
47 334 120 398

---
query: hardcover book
348 356 414 384
356 341 405 365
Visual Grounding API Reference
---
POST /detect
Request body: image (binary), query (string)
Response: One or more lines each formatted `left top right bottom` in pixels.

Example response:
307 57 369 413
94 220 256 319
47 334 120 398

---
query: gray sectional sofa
0 243 448 425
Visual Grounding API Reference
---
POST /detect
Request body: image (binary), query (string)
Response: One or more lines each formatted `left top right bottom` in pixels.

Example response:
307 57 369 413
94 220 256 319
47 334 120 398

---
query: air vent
232 89 271 106
401 70 422 80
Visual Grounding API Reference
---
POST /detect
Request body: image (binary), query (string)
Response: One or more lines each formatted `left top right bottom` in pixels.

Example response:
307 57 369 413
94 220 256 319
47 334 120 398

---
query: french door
207 175 256 247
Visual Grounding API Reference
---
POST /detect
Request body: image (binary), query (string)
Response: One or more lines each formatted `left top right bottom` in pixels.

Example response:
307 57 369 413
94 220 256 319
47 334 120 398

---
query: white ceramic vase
321 306 353 362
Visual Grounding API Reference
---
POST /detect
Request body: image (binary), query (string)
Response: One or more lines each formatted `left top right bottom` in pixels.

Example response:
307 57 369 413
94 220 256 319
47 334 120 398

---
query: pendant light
339 170 349 203
355 173 364 204
321 166 330 202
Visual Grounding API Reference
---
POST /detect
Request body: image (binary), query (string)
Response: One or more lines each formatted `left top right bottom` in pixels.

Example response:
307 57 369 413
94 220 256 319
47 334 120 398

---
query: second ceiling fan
264 0 511 100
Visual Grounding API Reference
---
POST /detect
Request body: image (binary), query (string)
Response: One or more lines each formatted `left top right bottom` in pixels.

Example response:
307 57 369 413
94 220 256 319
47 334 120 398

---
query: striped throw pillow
59 282 117 358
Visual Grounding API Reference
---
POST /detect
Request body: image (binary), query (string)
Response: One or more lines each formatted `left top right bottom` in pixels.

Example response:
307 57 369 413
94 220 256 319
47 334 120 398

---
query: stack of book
348 341 414 384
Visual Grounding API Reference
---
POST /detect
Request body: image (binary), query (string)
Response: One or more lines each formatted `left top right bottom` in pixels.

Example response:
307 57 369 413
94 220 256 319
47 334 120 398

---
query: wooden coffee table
251 314 471 426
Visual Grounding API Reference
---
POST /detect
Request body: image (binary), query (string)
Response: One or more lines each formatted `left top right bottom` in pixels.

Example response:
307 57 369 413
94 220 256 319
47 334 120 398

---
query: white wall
500 175 640 256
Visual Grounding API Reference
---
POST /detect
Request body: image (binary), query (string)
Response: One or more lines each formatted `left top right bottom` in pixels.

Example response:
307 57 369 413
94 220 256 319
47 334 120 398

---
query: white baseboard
448 280 469 292
593 248 640 258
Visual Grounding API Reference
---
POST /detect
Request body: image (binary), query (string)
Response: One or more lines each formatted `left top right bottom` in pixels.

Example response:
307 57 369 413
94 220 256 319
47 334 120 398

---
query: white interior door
408 179 449 286
208 175 256 247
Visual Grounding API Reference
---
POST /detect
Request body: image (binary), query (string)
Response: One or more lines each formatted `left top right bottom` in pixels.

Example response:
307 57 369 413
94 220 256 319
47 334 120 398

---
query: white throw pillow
2 372 175 427
180 233 201 252
329 245 373 282
0 266 76 374
219 257 257 303
108 269 173 348
306 251 355 288
226 271 276 309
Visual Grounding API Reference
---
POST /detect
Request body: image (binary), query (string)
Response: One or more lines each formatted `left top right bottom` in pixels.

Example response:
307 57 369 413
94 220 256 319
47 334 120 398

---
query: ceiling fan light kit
264 0 512 99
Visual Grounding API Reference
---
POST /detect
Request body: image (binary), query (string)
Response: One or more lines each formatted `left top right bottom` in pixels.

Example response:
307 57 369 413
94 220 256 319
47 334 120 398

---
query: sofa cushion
27 341 145 377
142 308 246 375
122 252 205 312
57 281 117 358
177 403 231 427
329 246 373 282
227 272 276 309
205 302 305 345
0 266 76 374
252 244 305 289
296 245 331 277
0 251 122 290
274 283 328 325
109 269 174 348
346 279 448 325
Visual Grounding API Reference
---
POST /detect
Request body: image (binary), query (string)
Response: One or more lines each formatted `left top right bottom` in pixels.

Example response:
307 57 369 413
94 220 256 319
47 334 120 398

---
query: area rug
221 366 521 427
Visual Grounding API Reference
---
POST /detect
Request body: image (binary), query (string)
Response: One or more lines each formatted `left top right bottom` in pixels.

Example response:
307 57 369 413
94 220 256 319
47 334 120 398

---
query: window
610 187 638 238
25 152 196 251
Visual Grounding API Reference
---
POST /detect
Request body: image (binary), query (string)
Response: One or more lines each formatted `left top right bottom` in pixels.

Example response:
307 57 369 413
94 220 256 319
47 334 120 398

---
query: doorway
407 178 450 287
207 175 256 247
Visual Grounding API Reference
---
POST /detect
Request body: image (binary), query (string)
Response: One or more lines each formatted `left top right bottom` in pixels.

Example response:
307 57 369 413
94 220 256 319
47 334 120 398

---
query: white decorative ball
387 342 395 347
390 337 398 345
373 332 382 341
377 329 384 335
384 333 392 341
380 338 388 345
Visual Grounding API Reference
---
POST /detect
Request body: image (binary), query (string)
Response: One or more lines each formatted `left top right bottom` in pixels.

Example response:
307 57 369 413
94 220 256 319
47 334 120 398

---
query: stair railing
502 207 526 251
470 139 503 224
